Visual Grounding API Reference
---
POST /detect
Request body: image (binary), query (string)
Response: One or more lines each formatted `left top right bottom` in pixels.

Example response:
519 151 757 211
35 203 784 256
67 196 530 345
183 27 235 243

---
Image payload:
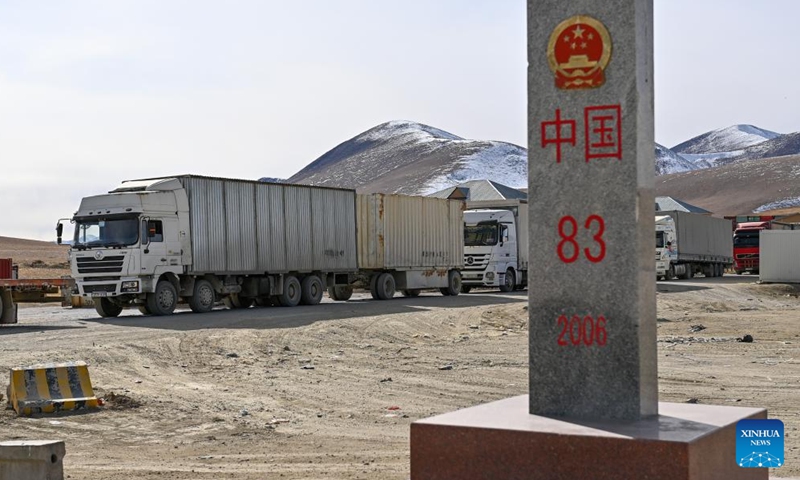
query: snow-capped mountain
721 131 800 164
286 120 527 195
672 125 780 155
655 143 707 175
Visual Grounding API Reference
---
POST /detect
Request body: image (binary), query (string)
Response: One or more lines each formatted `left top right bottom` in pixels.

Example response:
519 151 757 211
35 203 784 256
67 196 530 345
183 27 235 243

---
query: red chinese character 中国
541 109 576 163
584 105 622 162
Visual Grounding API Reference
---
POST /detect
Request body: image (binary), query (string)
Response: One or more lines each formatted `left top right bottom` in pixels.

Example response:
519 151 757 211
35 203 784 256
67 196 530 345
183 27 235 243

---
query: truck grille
82 284 117 294
736 253 758 259
76 255 125 274
464 254 489 271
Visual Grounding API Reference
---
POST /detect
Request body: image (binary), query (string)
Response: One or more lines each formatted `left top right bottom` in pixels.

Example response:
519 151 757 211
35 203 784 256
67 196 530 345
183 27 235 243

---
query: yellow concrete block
8 361 99 416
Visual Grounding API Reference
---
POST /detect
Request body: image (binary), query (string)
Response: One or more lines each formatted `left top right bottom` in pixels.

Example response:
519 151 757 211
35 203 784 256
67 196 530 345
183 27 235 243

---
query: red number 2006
557 215 606 263
557 315 607 347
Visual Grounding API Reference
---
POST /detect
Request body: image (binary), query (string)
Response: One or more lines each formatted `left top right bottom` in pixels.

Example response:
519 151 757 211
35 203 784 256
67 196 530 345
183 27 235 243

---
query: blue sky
1 1 798 240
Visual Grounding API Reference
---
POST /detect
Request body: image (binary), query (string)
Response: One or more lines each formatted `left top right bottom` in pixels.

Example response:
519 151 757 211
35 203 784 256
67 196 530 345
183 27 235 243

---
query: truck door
502 223 517 265
142 218 184 277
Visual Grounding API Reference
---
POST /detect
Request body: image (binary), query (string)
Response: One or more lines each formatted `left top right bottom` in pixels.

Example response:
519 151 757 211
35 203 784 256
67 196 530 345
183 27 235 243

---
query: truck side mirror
56 222 63 245
141 219 150 252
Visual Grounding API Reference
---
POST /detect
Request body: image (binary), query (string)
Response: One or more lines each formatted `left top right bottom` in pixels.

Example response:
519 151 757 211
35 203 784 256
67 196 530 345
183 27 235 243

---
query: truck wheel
681 266 693 280
138 305 151 315
401 289 421 297
94 298 123 318
376 273 396 300
499 269 515 293
440 270 462 296
460 285 472 294
300 275 324 305
734 269 743 275
188 279 215 313
279 275 302 307
665 265 675 280
328 285 354 301
369 275 380 300
147 280 177 316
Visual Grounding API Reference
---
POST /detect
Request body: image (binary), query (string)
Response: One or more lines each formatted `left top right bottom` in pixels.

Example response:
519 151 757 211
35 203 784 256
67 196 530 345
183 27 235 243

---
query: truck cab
733 221 770 274
655 215 678 279
62 178 190 317
462 209 521 292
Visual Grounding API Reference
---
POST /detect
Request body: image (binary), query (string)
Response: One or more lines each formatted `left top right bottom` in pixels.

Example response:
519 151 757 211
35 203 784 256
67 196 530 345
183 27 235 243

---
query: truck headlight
121 281 139 293
485 272 495 280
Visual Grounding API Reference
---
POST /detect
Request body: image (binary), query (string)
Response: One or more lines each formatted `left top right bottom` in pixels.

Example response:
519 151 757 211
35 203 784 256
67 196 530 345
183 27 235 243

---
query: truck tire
681 266 693 280
328 285 353 301
300 275 324 305
279 275 302 307
147 281 178 316
440 270 462 296
499 269 515 293
188 279 215 313
369 274 380 300
376 273 396 300
460 285 472 294
665 265 675 281
94 298 123 318
401 289 421 297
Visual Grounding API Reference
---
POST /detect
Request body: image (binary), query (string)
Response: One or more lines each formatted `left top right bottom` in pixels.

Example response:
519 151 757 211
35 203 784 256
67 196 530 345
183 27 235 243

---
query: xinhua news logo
736 419 784 468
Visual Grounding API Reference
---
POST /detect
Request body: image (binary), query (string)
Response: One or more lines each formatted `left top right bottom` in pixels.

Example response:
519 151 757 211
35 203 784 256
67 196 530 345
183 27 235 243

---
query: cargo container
759 230 800 283
460 200 528 292
655 211 733 280
58 175 463 318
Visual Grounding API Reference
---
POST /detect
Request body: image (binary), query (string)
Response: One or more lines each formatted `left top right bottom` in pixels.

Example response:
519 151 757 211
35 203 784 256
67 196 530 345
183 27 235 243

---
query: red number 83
557 214 606 263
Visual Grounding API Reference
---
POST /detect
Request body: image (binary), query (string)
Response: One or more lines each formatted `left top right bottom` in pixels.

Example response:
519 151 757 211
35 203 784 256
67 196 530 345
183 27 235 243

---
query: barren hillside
655 154 800 215
0 236 70 278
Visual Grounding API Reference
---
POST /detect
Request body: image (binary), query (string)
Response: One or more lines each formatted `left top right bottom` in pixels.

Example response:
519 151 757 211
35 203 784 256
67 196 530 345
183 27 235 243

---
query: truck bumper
78 278 144 298
461 270 500 287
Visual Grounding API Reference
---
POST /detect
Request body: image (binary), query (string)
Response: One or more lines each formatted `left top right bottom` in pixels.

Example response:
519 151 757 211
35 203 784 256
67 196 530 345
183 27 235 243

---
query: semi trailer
58 175 464 318
461 199 528 292
0 258 75 324
655 211 733 280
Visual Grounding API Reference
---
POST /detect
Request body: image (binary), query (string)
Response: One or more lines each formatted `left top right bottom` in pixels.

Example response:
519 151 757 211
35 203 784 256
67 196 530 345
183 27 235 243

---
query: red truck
733 221 771 275
0 258 75 324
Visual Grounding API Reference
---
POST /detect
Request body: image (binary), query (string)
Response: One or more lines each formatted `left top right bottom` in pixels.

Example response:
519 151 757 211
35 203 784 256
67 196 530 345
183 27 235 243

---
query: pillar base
411 395 767 480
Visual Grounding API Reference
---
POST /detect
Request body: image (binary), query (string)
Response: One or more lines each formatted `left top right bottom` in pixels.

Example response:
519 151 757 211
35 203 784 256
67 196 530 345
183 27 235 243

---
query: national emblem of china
547 15 612 90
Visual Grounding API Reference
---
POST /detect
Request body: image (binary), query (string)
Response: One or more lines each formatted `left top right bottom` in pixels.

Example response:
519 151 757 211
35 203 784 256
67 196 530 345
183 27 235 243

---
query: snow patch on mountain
360 120 464 143
655 143 699 175
754 196 800 213
672 124 780 155
679 151 741 168
421 142 527 194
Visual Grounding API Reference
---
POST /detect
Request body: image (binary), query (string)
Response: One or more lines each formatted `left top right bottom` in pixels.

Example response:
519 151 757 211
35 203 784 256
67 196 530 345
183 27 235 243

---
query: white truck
460 200 528 292
655 211 733 280
58 175 464 317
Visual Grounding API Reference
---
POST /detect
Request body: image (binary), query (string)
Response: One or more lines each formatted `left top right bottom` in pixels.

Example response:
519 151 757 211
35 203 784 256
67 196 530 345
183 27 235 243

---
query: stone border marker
410 1 768 478
528 0 657 421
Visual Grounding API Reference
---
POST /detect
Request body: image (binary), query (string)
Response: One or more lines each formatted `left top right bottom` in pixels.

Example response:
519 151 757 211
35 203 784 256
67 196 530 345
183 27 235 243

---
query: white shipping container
356 194 464 270
178 176 358 275
760 230 800 283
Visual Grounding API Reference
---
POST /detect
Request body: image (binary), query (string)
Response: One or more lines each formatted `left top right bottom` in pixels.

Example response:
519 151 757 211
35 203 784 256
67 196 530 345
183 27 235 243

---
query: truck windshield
733 231 760 247
73 217 140 248
465 223 499 246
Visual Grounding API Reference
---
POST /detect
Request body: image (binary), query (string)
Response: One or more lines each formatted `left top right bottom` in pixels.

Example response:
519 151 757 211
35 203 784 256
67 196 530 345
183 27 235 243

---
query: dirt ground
0 273 797 479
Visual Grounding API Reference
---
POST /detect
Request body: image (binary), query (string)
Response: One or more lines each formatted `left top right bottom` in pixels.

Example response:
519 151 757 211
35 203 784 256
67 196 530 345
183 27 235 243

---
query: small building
655 196 711 214
428 180 527 202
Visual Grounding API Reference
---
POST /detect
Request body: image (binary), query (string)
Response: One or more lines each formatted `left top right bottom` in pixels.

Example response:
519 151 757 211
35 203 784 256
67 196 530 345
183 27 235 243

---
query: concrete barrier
0 440 65 480
8 361 99 416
